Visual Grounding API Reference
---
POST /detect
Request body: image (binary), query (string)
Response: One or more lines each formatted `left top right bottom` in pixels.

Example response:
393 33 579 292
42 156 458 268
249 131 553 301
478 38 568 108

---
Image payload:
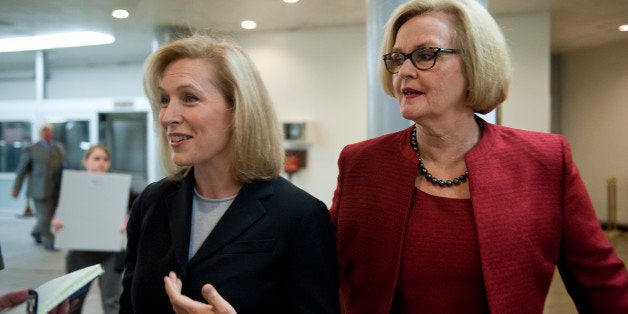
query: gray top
189 190 236 259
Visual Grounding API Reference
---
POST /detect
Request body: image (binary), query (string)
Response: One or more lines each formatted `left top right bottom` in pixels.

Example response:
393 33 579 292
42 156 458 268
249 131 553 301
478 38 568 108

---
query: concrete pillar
366 0 408 138
35 50 46 101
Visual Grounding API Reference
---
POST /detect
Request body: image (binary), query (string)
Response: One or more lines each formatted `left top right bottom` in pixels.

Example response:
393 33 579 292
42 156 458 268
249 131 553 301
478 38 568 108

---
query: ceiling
1 0 627 71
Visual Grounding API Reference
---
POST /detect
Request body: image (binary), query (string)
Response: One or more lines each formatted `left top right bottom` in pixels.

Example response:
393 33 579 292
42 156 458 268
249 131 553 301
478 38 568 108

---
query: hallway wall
560 40 628 225
0 64 144 101
237 26 367 206
497 12 551 133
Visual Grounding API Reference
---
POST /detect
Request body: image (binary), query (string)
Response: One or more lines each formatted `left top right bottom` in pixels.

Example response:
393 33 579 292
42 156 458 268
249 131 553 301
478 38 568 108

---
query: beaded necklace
410 126 468 187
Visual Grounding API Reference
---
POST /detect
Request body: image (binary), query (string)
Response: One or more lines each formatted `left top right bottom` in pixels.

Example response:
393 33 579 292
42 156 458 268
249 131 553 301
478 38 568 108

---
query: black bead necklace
410 126 468 187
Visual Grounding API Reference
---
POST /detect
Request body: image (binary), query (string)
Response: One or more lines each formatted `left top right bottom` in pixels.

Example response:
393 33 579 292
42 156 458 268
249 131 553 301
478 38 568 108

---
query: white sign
54 170 131 251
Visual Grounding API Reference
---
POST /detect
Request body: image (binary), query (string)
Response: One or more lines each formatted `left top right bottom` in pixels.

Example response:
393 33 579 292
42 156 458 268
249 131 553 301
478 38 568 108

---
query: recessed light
619 24 628 32
241 20 257 30
283 0 300 3
112 9 129 19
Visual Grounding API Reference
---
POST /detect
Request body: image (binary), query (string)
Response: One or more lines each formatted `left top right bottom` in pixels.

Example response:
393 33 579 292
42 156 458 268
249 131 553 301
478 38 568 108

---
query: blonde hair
380 0 511 114
143 35 284 182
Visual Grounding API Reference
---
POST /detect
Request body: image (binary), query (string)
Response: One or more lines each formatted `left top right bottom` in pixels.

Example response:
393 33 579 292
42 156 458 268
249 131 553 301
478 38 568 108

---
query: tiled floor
1 211 627 313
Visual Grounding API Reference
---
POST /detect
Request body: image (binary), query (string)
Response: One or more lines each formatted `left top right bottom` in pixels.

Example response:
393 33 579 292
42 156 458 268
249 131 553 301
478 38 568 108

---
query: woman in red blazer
330 0 628 313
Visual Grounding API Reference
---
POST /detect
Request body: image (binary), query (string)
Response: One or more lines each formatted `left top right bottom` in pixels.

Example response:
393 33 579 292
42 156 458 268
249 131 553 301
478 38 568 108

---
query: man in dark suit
11 124 66 250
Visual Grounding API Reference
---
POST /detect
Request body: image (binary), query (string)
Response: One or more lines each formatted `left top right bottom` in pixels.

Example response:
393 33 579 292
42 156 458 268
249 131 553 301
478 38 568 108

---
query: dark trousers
32 198 56 249
66 250 123 314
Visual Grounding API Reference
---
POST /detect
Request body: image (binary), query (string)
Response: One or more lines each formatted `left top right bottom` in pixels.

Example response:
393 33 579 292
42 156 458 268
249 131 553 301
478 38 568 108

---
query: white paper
35 264 104 314
54 170 131 251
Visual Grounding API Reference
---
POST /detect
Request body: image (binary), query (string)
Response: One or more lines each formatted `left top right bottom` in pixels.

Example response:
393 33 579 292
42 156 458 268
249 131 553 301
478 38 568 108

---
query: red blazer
330 118 628 313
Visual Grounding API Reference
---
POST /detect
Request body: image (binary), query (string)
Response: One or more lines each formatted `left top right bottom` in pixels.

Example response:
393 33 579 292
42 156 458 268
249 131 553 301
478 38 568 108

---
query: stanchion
22 196 33 217
606 177 620 240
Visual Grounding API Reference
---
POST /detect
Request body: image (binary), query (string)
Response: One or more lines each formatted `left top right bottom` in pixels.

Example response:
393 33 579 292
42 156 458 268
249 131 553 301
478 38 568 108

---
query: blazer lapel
188 180 269 265
466 121 528 312
166 174 195 274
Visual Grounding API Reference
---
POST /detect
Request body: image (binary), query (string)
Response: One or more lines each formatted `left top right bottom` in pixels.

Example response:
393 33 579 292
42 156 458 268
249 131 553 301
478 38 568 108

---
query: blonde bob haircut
143 35 284 182
380 0 512 114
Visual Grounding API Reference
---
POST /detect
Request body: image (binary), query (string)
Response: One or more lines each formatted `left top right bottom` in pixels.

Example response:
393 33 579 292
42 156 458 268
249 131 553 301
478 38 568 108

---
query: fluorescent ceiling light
283 0 300 3
0 31 115 53
619 24 628 32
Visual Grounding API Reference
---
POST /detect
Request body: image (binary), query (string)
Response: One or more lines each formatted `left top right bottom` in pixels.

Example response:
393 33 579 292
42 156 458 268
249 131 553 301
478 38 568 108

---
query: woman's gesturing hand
164 271 236 314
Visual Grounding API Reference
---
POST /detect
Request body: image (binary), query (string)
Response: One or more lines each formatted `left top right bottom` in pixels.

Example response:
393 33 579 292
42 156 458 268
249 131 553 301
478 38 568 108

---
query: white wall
46 65 144 99
560 40 628 224
0 65 144 101
0 79 35 100
496 12 551 132
236 26 368 205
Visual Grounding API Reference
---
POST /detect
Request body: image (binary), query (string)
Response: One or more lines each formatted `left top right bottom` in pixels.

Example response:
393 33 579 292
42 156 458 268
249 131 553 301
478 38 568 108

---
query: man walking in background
11 124 66 251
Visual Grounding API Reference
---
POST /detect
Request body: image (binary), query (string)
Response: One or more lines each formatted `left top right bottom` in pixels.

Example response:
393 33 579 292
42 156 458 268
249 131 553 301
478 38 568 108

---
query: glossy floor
1 212 627 313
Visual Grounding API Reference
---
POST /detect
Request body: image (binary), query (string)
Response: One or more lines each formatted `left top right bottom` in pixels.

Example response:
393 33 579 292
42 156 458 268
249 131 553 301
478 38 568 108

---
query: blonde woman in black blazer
120 35 339 314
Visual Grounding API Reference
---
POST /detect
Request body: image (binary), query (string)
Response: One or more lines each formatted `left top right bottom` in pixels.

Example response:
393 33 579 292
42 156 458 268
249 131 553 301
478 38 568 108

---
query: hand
0 290 76 313
119 216 128 234
0 289 28 311
51 218 64 232
48 298 73 314
11 189 19 198
164 271 236 314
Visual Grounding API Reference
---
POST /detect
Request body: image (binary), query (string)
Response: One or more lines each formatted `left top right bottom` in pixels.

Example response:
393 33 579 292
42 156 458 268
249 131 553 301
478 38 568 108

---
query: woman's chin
400 110 420 121
399 104 425 121
172 157 193 167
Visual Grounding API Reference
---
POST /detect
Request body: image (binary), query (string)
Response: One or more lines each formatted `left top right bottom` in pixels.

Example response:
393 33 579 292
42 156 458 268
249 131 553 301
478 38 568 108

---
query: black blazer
120 170 339 314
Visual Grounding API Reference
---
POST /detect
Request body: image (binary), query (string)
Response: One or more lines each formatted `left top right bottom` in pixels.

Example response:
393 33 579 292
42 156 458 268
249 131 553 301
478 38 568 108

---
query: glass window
99 113 147 193
51 120 90 170
0 121 32 172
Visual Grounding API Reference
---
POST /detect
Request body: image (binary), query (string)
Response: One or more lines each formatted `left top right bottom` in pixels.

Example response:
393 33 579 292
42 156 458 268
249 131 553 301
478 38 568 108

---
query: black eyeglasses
382 47 457 74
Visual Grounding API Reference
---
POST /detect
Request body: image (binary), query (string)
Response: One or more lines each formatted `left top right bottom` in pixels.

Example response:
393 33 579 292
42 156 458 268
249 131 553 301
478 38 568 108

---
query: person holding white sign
52 145 124 314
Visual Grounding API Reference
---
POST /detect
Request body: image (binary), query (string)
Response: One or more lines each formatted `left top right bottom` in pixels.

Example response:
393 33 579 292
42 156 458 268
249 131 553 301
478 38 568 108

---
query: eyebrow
390 45 429 53
158 83 202 94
